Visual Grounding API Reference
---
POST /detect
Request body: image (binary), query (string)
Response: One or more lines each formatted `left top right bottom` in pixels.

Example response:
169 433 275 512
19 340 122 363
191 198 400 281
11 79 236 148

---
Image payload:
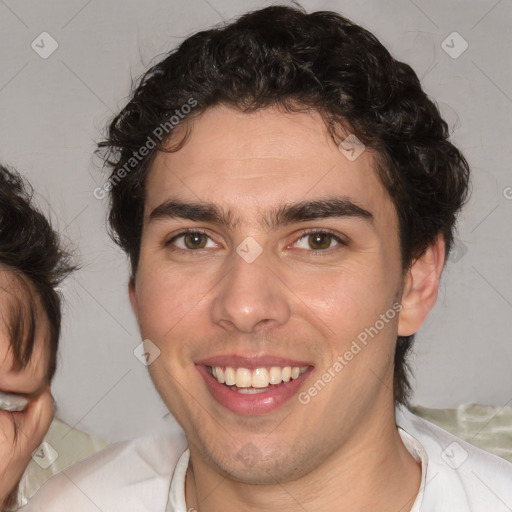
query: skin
130 105 445 511
0 270 54 508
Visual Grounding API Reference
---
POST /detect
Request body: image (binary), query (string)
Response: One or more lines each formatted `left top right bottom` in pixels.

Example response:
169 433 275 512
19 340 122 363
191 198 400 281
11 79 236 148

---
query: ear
398 234 446 337
128 277 139 324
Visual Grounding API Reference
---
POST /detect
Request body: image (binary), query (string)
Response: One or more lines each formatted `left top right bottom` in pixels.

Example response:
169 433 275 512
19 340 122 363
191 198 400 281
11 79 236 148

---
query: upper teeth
211 366 308 388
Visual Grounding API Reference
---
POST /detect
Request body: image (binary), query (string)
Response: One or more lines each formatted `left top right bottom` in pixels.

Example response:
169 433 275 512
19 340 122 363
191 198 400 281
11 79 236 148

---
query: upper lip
195 354 313 369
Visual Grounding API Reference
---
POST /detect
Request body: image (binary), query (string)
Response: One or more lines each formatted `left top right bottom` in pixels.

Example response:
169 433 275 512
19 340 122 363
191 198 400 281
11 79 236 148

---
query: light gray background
0 0 510 442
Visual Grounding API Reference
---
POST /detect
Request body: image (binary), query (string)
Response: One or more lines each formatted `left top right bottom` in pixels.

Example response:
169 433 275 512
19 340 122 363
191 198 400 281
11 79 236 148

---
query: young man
0 164 75 511
25 5 512 512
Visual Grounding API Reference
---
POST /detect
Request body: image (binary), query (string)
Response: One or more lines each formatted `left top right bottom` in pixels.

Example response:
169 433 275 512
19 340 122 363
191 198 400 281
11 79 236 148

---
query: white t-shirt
22 407 512 512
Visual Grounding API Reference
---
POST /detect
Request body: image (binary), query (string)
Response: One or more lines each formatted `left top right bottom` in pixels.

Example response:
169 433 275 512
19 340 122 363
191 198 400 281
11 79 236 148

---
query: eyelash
294 228 347 255
164 228 347 255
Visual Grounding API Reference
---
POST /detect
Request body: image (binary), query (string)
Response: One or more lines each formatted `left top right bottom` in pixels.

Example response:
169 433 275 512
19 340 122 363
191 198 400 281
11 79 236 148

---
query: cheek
284 259 397 338
135 265 214 348
0 411 16 441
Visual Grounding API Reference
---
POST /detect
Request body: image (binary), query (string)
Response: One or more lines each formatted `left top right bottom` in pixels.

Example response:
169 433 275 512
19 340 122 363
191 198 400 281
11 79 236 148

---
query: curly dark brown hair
0 164 76 382
97 4 470 406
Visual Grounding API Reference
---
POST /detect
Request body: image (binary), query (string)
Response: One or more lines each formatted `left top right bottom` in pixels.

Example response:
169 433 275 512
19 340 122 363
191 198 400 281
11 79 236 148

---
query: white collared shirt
23 407 512 511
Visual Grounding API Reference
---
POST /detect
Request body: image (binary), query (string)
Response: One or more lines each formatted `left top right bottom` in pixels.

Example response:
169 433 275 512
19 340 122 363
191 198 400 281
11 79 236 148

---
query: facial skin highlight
0 270 54 508
129 105 442 510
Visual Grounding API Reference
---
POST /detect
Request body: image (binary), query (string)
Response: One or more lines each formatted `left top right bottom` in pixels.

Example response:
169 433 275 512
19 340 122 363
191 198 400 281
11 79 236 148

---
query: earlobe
398 234 446 337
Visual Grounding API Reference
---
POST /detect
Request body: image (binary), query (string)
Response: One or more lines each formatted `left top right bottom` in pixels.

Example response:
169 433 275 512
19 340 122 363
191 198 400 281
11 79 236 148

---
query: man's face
131 105 405 482
0 271 54 504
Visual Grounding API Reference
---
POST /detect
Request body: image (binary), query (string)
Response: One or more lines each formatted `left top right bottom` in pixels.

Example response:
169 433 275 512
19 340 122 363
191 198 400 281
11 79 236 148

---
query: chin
200 439 315 485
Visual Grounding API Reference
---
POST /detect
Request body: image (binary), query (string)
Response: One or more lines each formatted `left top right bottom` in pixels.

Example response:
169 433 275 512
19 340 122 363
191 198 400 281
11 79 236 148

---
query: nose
210 249 291 333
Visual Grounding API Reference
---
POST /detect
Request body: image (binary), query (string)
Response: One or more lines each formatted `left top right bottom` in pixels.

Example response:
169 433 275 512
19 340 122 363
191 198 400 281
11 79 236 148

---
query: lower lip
196 365 312 415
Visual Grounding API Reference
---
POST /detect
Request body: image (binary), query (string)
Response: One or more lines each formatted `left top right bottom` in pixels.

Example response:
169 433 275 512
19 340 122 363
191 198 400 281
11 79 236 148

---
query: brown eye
308 232 333 250
165 230 217 252
183 232 208 249
293 230 344 252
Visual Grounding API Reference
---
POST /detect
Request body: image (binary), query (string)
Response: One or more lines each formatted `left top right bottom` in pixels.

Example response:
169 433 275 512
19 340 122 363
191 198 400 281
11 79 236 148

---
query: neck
185 406 421 512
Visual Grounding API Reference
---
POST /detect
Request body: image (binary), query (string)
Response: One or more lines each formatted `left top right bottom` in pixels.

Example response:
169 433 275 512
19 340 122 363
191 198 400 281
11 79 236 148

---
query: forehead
0 269 49 393
145 105 395 225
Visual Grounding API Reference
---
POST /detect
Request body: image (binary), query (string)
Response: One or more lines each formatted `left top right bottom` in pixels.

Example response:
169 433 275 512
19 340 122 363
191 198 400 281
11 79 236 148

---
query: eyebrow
149 197 373 230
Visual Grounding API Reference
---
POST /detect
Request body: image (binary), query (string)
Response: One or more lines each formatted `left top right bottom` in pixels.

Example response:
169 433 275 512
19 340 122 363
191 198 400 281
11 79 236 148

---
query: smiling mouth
206 365 309 393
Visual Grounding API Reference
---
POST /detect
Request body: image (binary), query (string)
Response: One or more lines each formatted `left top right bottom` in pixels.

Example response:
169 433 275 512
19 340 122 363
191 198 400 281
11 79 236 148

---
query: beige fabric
17 418 108 507
411 403 512 462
